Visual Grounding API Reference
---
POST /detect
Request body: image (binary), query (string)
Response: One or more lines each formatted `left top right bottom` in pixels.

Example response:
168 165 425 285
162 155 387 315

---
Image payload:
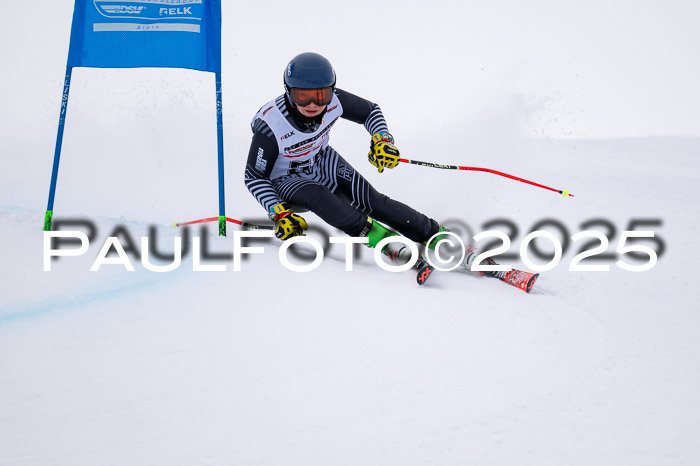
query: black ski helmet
284 52 336 96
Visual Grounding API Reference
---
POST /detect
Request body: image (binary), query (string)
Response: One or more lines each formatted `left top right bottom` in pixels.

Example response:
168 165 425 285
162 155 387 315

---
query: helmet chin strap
294 104 325 121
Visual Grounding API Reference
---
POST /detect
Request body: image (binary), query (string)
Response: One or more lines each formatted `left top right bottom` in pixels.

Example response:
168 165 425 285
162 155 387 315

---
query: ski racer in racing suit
243 52 447 260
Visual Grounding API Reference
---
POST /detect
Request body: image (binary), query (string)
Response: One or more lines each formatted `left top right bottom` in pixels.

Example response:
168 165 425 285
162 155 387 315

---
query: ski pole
399 158 574 198
172 216 273 230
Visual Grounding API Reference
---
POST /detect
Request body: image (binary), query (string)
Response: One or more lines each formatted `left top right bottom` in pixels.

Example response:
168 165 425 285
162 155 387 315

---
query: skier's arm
335 88 400 173
335 88 389 136
244 120 284 212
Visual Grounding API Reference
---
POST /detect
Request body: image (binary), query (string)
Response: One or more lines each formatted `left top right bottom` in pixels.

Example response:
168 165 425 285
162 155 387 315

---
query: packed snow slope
1 136 699 465
2 1 700 464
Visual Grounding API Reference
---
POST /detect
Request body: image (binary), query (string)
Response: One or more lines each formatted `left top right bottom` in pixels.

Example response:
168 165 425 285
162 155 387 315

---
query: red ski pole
399 158 574 198
172 216 273 230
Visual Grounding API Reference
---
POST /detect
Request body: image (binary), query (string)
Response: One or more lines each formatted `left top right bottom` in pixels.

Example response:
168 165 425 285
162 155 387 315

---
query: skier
243 52 447 272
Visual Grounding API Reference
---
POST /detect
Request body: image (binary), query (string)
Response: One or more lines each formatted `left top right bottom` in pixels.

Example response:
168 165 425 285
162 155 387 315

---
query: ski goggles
290 87 333 107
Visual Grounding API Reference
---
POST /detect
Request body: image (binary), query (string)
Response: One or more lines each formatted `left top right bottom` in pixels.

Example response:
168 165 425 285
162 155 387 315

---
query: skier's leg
275 147 447 264
272 176 369 236
328 152 442 244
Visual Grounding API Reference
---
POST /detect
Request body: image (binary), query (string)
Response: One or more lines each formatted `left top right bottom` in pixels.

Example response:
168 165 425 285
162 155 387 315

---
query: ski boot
361 218 433 284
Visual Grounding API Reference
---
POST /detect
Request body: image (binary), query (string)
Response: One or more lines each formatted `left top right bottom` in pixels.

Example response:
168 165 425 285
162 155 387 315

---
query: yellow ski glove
368 132 400 173
269 202 308 240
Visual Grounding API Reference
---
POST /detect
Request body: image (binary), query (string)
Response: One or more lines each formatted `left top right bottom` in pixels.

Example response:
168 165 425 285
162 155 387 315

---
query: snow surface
2 1 700 465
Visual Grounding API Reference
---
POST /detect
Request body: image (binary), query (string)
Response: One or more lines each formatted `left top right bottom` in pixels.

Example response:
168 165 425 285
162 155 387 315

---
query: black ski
416 261 434 286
